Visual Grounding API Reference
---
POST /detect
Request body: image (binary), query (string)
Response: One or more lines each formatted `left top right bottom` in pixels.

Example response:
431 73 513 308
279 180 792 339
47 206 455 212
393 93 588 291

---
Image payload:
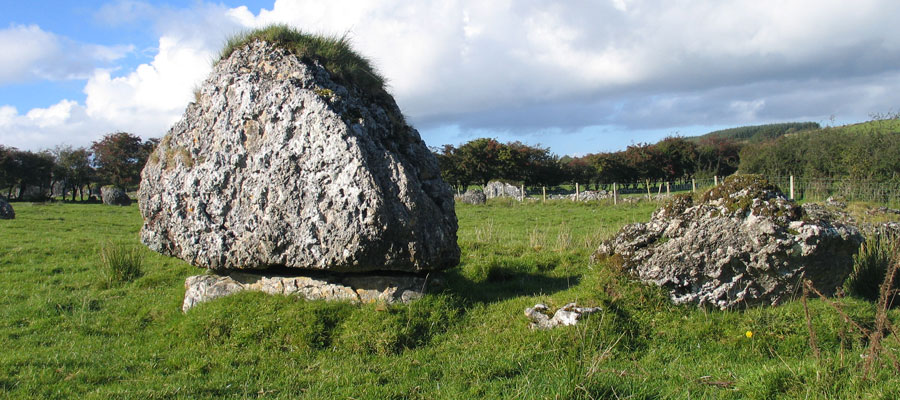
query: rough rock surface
456 189 486 205
101 186 131 206
524 303 602 329
182 271 432 312
484 181 522 199
0 197 13 219
139 40 459 272
594 175 863 309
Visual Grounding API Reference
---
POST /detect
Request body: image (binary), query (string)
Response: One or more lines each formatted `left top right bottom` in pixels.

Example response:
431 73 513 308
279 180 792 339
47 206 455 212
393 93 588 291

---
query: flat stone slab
182 271 432 312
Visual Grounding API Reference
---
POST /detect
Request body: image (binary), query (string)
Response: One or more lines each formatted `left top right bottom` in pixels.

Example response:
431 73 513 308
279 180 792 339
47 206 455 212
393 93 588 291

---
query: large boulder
594 175 863 309
456 189 486 205
0 197 13 219
484 181 522 199
101 186 131 206
139 38 459 273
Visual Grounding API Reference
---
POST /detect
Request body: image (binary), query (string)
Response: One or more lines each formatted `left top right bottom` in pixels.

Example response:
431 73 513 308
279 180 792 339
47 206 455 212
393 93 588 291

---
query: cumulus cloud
4 0 900 151
235 0 900 133
0 2 247 150
0 24 132 84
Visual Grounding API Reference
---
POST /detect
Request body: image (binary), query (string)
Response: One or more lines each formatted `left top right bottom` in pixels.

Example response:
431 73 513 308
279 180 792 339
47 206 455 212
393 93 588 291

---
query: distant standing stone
484 181 522 199
456 189 486 205
0 197 14 219
101 186 131 206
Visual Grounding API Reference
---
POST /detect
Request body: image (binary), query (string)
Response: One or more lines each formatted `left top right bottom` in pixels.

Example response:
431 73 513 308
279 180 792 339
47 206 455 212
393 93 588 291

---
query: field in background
1 200 899 399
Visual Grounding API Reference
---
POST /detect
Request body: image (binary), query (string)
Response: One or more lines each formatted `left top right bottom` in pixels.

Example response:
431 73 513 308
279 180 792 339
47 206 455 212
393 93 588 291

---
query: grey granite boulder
182 271 432 312
0 197 13 219
139 40 459 273
101 186 131 206
456 189 486 205
594 175 863 309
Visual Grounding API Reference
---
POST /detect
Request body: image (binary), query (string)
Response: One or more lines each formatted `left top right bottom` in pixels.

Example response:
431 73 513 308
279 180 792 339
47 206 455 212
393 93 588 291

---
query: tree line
4 118 895 202
0 132 157 201
738 118 900 182
434 136 741 191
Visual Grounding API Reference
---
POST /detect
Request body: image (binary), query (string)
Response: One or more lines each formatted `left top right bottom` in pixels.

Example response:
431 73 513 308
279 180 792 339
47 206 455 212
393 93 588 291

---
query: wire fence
476 175 899 206
767 176 900 205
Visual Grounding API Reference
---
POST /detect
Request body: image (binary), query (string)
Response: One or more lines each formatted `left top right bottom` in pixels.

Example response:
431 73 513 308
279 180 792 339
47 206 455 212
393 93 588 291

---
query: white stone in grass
525 303 601 329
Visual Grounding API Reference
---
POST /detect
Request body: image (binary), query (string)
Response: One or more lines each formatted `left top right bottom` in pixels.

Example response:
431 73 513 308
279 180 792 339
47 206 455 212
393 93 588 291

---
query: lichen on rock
594 175 863 309
139 30 459 274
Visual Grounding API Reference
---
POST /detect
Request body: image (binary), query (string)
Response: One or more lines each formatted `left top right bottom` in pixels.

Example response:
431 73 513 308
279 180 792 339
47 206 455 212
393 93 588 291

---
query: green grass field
1 200 898 399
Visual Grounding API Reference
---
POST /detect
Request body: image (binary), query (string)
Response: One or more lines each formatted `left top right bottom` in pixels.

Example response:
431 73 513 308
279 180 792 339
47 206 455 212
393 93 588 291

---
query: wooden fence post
520 184 525 202
613 182 618 205
692 178 696 193
790 175 795 200
666 182 670 196
542 186 546 203
575 182 580 202
714 176 719 186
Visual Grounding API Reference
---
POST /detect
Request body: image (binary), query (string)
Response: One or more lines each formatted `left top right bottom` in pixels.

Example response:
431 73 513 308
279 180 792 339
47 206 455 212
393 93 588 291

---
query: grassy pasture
1 200 898 399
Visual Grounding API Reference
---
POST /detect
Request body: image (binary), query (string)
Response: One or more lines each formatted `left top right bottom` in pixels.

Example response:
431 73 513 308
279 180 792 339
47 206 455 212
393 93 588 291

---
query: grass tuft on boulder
218 24 387 97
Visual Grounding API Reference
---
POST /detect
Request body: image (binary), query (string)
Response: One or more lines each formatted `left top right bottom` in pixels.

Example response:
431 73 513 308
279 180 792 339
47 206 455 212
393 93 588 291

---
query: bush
99 241 144 285
844 232 899 303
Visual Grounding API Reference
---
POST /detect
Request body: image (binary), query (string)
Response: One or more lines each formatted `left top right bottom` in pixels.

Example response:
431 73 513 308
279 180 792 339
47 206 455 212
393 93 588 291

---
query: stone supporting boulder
456 189 486 205
594 175 863 309
138 36 458 274
0 197 14 219
101 186 131 206
484 181 522 199
182 271 433 312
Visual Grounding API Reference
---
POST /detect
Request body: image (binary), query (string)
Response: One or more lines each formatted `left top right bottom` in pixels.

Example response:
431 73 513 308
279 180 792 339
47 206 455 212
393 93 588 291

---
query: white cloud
83 35 214 134
0 24 132 84
5 0 900 152
241 0 900 131
0 99 107 150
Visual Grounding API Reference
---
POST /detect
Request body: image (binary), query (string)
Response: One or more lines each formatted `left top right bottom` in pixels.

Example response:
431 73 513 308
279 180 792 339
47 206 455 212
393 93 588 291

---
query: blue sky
3 1 900 155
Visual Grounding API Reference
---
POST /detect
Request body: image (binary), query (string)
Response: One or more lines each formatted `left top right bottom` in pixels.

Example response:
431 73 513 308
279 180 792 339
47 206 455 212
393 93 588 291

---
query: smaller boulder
595 175 863 309
0 197 14 219
456 189 486 205
101 186 131 206
524 303 601 329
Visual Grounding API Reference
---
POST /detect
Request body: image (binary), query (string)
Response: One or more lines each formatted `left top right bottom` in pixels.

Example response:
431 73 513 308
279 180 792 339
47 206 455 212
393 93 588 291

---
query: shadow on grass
440 269 580 304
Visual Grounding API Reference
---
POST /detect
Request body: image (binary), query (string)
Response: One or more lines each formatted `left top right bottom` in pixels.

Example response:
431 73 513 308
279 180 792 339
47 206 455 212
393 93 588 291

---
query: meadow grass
0 200 898 399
